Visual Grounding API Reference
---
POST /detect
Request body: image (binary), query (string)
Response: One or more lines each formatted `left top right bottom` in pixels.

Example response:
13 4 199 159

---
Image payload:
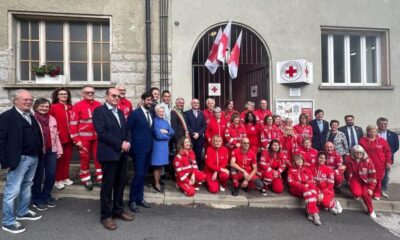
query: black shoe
153 185 164 193
137 200 151 208
46 198 56 208
129 202 139 213
2 222 26 234
33 203 48 211
243 187 249 193
16 210 42 221
232 187 240 196
84 181 93 191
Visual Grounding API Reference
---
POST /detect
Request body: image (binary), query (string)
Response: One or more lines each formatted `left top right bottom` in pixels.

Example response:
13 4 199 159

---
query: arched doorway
192 23 270 111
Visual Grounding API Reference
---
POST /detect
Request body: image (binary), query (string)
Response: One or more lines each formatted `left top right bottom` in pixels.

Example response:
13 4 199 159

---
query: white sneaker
329 207 338 215
194 187 200 191
373 197 381 201
335 200 343 214
219 186 226 192
381 192 389 198
54 181 65 190
63 179 74 186
370 211 377 219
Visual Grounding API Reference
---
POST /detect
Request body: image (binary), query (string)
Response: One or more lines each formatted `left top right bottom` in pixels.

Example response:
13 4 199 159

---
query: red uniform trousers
289 185 319 214
231 171 259 188
79 140 102 183
262 171 284 193
177 171 206 197
333 169 344 188
206 172 230 193
318 188 335 209
55 142 73 181
349 176 374 213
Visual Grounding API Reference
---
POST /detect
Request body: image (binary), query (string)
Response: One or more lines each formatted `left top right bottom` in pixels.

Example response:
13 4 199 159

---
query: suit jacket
93 104 130 162
0 107 43 170
386 130 399 161
127 107 153 154
309 119 329 151
184 109 206 143
338 125 363 149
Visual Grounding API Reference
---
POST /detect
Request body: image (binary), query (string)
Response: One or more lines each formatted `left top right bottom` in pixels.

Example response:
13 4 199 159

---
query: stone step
0 181 399 213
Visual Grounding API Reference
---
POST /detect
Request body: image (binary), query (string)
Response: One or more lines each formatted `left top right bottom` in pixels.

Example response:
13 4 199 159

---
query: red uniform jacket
224 122 247 149
205 117 227 144
204 146 229 175
279 135 302 163
49 103 73 144
287 166 315 189
359 136 392 179
325 151 344 175
254 109 272 124
345 156 377 191
293 124 313 141
117 98 133 119
173 150 199 183
294 145 318 171
231 148 257 173
70 99 101 142
203 109 214 124
240 110 253 122
222 109 239 123
260 125 279 148
314 165 335 191
244 123 261 153
258 150 287 175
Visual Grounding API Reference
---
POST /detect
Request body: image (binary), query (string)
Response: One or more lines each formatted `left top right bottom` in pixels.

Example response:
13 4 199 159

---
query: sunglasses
110 94 121 99
84 91 95 95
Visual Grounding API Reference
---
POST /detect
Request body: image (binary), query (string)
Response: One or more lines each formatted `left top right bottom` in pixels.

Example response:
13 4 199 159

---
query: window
17 18 110 83
321 29 387 86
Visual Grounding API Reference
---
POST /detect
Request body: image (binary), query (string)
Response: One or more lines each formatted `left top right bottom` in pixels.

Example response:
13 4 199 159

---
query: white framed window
16 18 110 83
321 29 388 86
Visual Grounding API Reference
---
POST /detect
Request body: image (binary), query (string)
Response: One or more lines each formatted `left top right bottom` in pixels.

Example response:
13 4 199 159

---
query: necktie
350 127 356 149
23 112 32 125
194 110 198 118
146 111 151 127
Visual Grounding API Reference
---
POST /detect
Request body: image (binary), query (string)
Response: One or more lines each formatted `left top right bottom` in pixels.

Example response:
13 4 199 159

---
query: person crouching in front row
173 137 206 196
230 137 263 196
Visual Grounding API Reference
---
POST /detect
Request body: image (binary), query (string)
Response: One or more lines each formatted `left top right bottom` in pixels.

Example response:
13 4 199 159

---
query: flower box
35 74 65 84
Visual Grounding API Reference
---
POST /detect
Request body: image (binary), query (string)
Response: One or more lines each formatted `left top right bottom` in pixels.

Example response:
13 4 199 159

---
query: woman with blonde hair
345 145 377 218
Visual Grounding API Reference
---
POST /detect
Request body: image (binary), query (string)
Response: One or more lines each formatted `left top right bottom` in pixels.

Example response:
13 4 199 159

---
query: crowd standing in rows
0 86 399 233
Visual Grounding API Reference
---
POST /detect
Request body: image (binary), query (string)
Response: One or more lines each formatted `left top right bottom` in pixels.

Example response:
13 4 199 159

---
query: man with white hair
203 98 215 124
1 90 43 234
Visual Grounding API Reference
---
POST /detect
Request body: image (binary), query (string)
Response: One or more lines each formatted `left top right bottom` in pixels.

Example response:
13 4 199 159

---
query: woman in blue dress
151 104 175 193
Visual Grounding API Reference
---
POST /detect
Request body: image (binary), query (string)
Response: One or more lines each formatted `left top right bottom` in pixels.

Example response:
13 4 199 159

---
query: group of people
0 85 398 233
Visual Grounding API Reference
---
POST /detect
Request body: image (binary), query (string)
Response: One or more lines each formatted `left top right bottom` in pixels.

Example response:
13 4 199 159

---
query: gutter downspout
145 0 152 91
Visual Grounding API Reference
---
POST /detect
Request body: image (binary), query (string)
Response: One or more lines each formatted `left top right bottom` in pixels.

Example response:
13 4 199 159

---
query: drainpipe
145 0 152 91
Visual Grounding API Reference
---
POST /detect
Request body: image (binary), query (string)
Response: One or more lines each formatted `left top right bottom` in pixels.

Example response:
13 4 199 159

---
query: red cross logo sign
280 61 302 82
211 86 218 93
208 83 221 96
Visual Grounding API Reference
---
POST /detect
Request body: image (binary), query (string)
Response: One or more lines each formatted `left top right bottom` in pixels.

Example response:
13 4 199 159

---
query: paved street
0 198 398 240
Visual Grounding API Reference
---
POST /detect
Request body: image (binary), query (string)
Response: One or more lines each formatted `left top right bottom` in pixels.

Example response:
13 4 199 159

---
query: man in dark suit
0 90 43 234
308 109 329 151
127 92 153 213
377 117 399 198
338 115 364 150
185 99 206 169
93 88 133 230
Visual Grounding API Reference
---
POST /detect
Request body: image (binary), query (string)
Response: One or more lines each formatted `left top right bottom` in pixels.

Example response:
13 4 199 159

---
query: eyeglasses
84 91 95 95
110 94 121 99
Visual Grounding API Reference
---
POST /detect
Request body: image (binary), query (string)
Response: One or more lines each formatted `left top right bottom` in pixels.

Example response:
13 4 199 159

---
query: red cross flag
217 20 232 63
276 59 313 84
228 30 242 79
208 83 221 96
205 27 222 75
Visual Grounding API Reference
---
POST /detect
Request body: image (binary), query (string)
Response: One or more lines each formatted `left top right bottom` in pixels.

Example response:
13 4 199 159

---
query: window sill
319 85 394 90
2 82 112 89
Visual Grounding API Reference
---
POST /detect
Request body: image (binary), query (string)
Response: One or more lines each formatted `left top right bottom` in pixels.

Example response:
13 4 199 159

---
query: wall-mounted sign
251 85 258 97
208 83 221 96
275 99 314 124
289 88 301 97
276 59 313 84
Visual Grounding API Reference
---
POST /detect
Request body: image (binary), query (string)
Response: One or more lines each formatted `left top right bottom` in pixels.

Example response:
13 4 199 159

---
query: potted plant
32 64 65 84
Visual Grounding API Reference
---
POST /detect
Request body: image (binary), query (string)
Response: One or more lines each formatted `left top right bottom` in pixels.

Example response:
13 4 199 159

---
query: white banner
276 59 313 84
